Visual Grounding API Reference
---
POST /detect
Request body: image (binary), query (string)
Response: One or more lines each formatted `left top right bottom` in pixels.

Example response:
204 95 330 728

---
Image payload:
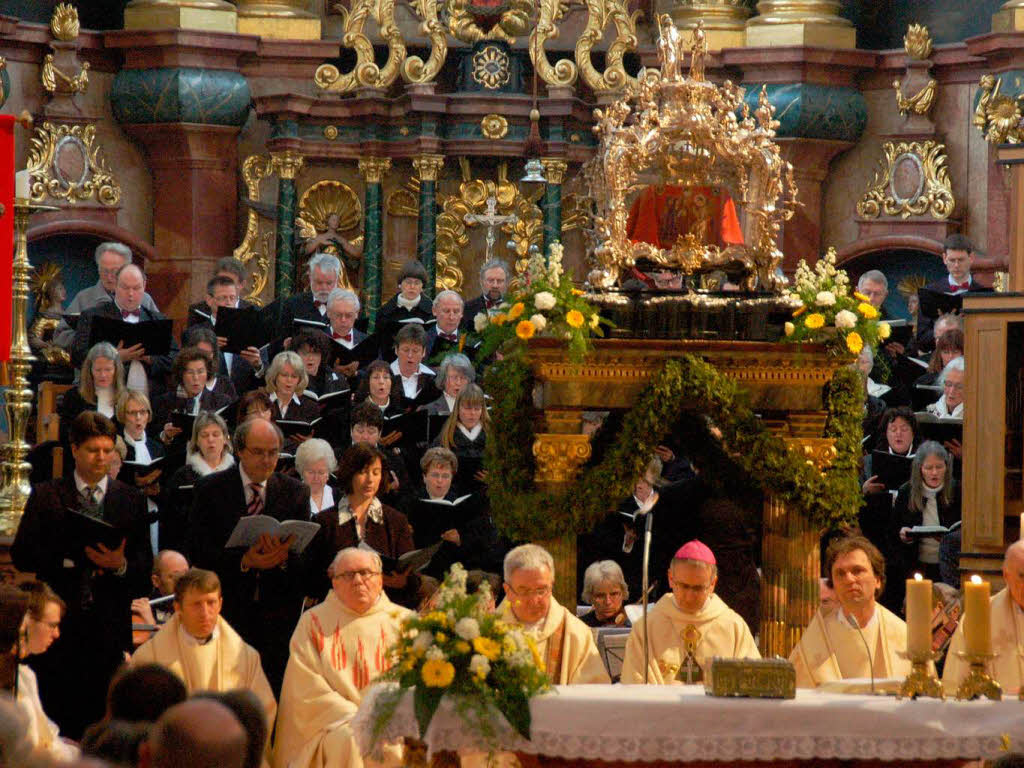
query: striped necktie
247 483 264 516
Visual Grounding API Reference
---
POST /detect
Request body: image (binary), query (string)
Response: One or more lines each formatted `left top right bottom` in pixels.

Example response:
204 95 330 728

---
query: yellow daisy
566 309 585 328
421 659 455 688
473 636 502 661
508 302 525 320
878 321 891 340
515 320 536 340
853 291 870 302
857 302 878 319
792 306 807 318
804 313 825 330
491 313 508 326
846 331 864 355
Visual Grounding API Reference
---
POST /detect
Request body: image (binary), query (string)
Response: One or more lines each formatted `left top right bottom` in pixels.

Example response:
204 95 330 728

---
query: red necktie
333 332 352 342
441 333 457 342
485 297 499 309
247 483 264 516
951 282 969 292
121 310 139 320
314 300 326 309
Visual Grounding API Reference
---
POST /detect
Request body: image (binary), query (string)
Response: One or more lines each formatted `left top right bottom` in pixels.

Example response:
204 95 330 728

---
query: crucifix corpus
464 195 518 260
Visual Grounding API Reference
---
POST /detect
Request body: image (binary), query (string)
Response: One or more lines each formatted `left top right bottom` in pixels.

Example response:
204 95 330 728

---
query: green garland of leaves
483 353 864 540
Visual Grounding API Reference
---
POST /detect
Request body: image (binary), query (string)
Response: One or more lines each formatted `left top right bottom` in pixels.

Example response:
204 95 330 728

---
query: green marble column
413 154 445 298
540 157 568 263
359 157 391 330
271 150 304 298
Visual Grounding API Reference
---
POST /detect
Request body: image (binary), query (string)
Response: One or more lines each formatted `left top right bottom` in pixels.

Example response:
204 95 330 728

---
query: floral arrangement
370 565 551 745
784 247 890 356
473 241 607 362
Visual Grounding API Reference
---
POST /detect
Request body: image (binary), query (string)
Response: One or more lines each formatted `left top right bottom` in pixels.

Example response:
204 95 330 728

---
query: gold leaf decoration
297 180 362 236
26 122 119 206
233 154 275 305
481 114 509 140
856 140 954 220
50 3 79 41
904 23 932 60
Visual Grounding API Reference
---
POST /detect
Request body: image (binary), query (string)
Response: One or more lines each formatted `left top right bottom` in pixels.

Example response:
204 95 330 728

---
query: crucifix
463 195 518 261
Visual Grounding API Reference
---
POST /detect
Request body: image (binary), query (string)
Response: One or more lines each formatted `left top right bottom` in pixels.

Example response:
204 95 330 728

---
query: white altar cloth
353 683 1024 762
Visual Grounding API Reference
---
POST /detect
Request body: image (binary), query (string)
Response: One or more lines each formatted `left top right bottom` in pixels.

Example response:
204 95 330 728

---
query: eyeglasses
674 582 712 594
334 569 381 582
304 469 330 479
507 584 552 599
125 408 150 417
592 590 623 601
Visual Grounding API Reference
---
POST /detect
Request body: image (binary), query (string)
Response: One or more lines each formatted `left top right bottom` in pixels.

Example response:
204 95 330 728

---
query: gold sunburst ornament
50 3 79 41
481 114 508 139
472 45 511 89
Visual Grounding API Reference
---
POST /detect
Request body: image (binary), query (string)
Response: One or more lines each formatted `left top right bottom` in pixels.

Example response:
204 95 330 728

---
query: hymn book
66 507 125 552
327 334 379 367
88 315 173 356
276 417 323 436
357 540 443 574
908 520 961 538
194 305 268 353
913 412 962 445
869 451 914 490
224 515 321 554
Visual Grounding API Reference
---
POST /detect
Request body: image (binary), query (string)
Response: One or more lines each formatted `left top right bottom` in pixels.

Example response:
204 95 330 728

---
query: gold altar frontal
524 337 844 660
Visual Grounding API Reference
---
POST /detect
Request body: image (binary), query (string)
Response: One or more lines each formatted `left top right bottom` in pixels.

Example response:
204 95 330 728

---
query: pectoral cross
463 195 517 261
677 624 703 684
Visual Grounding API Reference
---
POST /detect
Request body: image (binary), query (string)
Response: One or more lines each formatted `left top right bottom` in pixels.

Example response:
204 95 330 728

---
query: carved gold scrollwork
786 438 837 473
530 0 577 87
575 0 640 93
973 74 1024 145
532 434 593 484
856 140 954 220
403 0 448 83
233 154 275 305
315 0 406 92
26 122 120 206
447 0 534 44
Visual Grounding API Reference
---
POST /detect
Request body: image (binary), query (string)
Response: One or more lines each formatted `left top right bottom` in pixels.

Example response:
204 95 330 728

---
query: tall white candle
905 573 932 656
15 170 29 199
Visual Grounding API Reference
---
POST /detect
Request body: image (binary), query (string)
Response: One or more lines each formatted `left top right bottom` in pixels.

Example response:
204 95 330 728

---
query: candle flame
913 573 923 581
970 574 983 584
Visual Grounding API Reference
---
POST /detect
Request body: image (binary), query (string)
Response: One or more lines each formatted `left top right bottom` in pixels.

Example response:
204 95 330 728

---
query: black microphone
847 612 875 694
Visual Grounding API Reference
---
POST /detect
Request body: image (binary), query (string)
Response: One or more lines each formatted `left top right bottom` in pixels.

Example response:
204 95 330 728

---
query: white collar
270 391 302 407
337 495 383 526
396 294 421 311
123 430 147 446
458 423 483 441
443 392 456 411
205 377 218 391
374 397 390 411
187 450 234 477
311 484 335 515
239 464 265 493
948 274 972 289
390 359 433 378
74 472 109 495
838 605 878 631
178 621 220 647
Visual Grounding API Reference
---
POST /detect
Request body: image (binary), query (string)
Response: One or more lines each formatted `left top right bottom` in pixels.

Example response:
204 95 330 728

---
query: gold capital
532 434 593 484
540 157 569 185
412 154 445 182
358 157 392 184
270 150 304 180
785 437 837 473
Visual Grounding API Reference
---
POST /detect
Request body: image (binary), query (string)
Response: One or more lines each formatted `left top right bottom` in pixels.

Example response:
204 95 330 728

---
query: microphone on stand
846 612 875 694
641 505 655 685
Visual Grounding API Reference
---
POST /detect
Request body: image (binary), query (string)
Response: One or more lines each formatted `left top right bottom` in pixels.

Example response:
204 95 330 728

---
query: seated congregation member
620 541 758 684
274 548 411 768
186 417 311 694
926 355 965 419
790 536 914 687
16 581 78 761
58 341 125 448
71 263 179 398
139 698 248 768
162 412 235 551
421 353 473 416
310 444 421 609
118 389 165 553
377 259 434 360
131 549 190 645
409 447 502 579
390 324 439 410
324 288 370 382
153 346 234 453
266 350 320 453
435 383 488 494
942 540 1024 693
183 325 240 402
297 438 339 519
132 567 276 730
426 290 479 363
896 441 960 584
12 411 152 737
580 560 631 628
497 544 610 684
461 258 509 330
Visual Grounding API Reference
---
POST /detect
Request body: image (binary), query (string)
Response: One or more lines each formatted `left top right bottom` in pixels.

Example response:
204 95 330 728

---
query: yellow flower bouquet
370 565 550 744
783 248 885 357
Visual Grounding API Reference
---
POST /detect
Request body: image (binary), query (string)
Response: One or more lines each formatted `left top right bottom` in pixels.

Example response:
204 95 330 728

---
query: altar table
353 684 1024 764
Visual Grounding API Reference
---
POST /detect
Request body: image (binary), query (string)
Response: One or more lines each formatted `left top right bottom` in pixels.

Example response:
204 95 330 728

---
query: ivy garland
483 353 864 541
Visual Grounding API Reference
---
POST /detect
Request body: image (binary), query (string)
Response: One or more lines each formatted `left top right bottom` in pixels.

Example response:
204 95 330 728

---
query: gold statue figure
29 262 71 367
296 180 364 291
40 53 89 95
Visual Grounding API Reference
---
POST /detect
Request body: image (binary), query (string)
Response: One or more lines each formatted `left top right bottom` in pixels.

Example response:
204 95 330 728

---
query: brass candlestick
0 198 57 534
897 649 944 700
954 651 1002 701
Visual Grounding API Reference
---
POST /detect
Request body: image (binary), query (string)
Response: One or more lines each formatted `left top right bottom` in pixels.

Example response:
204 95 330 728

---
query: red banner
0 114 14 363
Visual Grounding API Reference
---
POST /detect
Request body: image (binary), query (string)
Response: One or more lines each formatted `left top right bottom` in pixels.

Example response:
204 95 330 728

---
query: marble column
412 154 445 298
359 157 392 331
540 157 568 262
271 150 304 299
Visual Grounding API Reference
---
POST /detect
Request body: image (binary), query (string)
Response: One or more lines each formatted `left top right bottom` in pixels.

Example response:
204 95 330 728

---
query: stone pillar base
236 16 322 40
746 21 855 48
123 2 237 33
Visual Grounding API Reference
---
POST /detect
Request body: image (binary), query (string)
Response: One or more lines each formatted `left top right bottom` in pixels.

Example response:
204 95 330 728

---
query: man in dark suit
185 275 264 392
461 258 509 331
915 234 993 354
12 411 152 737
71 263 179 397
325 287 373 384
275 252 340 352
185 417 310 694
425 289 481 364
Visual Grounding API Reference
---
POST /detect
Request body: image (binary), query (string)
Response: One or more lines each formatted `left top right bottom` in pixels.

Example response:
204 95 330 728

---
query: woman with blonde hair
58 341 125 441
265 350 319 452
436 383 489 494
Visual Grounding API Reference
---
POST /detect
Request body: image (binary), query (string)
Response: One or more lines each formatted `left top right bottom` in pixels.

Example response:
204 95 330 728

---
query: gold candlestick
897 650 944 700
0 198 57 535
954 651 1002 701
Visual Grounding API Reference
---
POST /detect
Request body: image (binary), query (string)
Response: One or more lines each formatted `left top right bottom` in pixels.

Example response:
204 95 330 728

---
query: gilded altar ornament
532 433 593 483
323 125 338 140
574 0 640 93
954 652 1002 701
29 262 71 367
472 45 511 89
530 0 578 87
897 650 944 700
233 154 275 304
446 0 534 44
358 156 391 184
587 19 797 291
903 23 932 60
412 154 445 182
315 0 406 92
385 178 421 218
25 122 120 206
481 114 509 139
50 3 80 40
41 54 89 95
856 140 954 220
296 182 363 291
664 1 751 51
894 78 936 118
403 0 447 83
271 150 304 180
974 74 1024 144
706 658 796 699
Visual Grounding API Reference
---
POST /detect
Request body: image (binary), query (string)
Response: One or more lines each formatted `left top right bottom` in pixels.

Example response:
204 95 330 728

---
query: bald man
942 540 1024 693
71 263 179 395
140 698 246 768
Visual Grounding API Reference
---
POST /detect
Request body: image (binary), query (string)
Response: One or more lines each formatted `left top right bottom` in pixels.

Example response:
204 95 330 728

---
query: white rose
469 654 491 678
834 309 857 329
413 632 433 653
425 645 446 661
529 313 547 331
815 291 836 307
534 291 556 311
455 617 480 641
473 312 489 332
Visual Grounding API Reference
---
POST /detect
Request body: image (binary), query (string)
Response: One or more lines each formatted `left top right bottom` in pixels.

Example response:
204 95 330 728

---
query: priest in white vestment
790 536 913 687
942 540 1024 694
621 540 759 684
132 568 276 727
273 547 411 768
496 544 610 685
